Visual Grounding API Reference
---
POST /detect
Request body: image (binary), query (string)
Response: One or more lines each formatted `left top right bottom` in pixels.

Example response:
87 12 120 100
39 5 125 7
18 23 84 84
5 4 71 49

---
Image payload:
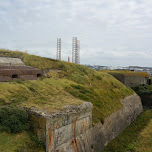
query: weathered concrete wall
28 102 93 152
0 57 25 66
109 73 125 84
124 75 147 86
0 66 42 81
110 73 148 87
88 93 143 152
28 94 143 152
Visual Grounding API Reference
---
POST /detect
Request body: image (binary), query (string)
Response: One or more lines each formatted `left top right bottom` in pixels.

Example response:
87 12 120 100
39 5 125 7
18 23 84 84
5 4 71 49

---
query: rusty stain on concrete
72 117 79 152
48 127 52 152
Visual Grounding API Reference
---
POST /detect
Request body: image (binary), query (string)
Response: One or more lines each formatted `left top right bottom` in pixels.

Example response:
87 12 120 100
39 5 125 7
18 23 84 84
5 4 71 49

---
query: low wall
110 73 148 86
124 75 147 86
28 102 93 152
88 93 143 151
28 93 143 152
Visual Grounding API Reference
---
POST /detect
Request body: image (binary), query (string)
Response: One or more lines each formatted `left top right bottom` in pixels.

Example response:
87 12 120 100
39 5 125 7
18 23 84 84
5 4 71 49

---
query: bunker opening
37 73 42 77
12 74 18 79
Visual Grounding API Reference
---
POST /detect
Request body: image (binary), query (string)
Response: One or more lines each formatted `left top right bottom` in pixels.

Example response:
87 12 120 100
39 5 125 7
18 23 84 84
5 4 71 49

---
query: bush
0 106 29 133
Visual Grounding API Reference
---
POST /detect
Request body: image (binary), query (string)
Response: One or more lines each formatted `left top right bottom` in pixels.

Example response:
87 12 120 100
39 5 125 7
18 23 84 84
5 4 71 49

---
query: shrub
0 106 29 133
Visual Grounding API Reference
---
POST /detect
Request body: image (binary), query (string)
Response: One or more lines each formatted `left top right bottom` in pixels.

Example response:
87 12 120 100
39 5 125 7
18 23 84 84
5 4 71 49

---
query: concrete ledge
0 57 25 66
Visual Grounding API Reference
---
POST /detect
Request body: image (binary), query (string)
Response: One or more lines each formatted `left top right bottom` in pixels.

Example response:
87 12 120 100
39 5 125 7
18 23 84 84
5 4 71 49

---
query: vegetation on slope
103 110 152 152
134 119 152 152
102 70 150 77
0 79 83 113
0 49 133 124
0 131 44 152
132 84 152 108
0 106 29 133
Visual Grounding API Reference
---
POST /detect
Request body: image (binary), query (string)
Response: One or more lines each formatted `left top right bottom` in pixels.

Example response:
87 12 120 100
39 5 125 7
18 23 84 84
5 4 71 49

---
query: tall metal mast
72 37 77 63
56 38 61 60
75 40 80 64
72 37 80 64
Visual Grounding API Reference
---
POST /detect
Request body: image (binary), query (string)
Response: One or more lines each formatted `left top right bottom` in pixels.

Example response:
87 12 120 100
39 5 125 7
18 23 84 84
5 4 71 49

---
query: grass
135 119 152 152
0 49 134 124
132 84 152 108
0 79 83 113
103 110 152 152
101 70 150 77
0 131 45 152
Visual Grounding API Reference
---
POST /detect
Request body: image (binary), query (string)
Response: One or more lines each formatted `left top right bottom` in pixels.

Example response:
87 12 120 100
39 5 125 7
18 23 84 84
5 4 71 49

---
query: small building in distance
109 71 150 86
0 57 42 82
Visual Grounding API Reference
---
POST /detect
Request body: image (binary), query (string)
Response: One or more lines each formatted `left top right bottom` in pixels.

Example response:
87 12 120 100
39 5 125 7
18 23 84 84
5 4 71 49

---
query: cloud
0 0 152 66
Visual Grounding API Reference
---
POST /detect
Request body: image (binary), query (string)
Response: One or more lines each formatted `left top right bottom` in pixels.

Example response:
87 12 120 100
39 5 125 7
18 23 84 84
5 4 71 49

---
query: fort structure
0 57 42 82
28 94 143 152
0 50 146 152
109 72 150 86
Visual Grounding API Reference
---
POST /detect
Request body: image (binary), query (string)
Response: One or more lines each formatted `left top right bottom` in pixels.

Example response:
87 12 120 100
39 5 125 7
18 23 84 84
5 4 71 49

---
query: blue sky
0 0 152 66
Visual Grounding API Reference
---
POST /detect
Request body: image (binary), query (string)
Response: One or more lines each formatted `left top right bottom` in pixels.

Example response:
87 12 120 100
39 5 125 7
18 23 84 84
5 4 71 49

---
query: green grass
134 119 152 152
102 70 150 77
132 84 152 108
103 110 152 152
0 49 134 124
0 79 83 113
0 131 45 152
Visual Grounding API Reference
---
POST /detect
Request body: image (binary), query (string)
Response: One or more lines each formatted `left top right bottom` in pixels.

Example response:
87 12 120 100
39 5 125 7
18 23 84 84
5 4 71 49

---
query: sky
0 0 152 66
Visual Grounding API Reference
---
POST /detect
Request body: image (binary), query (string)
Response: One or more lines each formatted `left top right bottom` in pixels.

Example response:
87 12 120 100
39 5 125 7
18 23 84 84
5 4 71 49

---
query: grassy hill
0 131 45 152
0 49 134 123
0 49 134 151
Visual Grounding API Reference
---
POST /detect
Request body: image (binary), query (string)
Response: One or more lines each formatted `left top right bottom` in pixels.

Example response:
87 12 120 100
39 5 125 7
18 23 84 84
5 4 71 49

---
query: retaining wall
109 73 148 86
28 93 143 152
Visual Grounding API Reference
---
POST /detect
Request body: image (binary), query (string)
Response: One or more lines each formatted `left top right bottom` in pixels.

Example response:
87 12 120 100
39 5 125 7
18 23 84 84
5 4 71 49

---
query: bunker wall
28 94 143 152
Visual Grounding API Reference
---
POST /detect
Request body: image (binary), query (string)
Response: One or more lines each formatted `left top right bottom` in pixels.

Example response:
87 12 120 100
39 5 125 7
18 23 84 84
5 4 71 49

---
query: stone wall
28 94 143 152
88 93 143 152
0 66 42 81
124 75 147 86
110 73 148 86
28 102 93 152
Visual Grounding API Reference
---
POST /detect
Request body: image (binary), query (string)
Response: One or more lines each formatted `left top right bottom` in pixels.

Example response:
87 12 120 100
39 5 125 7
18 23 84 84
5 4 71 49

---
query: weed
0 106 29 133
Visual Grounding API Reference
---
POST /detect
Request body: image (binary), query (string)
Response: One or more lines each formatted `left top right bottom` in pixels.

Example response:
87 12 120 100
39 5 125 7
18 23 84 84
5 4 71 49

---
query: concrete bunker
37 73 42 77
0 66 42 82
0 57 43 82
109 72 150 87
11 74 18 79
